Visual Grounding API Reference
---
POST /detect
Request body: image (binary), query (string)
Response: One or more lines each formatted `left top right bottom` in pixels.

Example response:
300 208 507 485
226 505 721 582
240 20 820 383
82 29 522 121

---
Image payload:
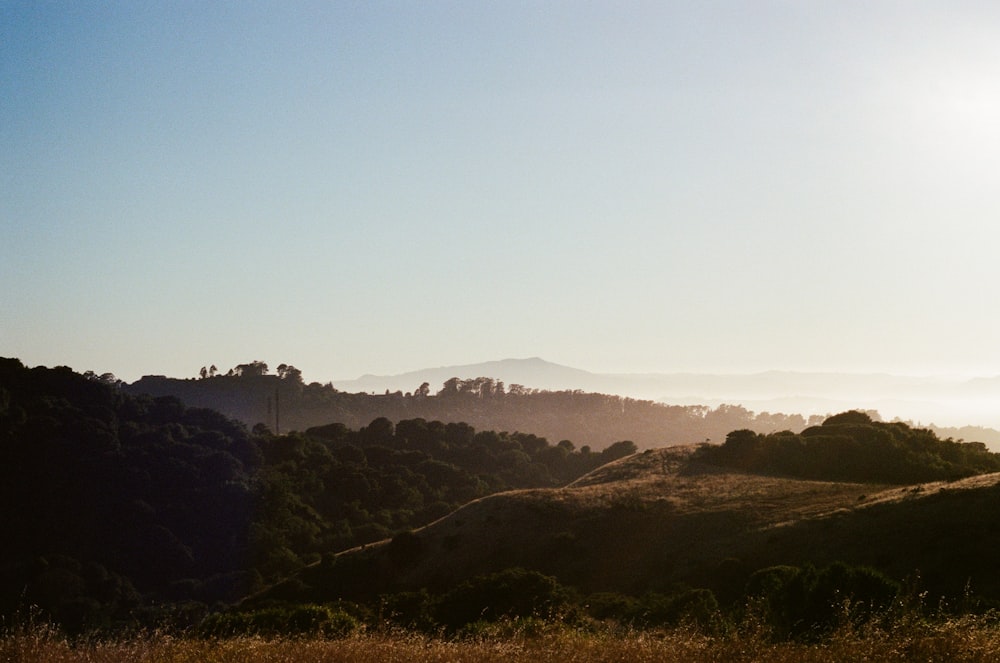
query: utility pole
275 385 280 435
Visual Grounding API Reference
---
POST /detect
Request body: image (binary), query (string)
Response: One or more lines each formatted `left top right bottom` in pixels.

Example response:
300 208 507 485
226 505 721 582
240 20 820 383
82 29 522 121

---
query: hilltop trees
126 364 818 451
276 364 302 383
234 361 268 377
698 410 1000 483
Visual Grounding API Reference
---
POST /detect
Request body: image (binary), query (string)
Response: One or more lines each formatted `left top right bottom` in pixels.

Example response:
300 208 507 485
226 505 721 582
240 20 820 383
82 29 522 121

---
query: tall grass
6 615 1000 663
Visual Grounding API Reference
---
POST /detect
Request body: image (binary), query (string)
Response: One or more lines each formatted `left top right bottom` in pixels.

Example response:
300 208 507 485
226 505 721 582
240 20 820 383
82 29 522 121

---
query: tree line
697 409 1000 484
125 362 819 450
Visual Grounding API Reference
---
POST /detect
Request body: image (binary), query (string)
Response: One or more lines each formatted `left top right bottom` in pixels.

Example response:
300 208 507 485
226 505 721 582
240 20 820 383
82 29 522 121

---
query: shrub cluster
698 411 1000 484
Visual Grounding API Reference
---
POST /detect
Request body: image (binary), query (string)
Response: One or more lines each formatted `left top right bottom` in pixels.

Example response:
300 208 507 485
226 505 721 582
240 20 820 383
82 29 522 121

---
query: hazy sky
4 1 1000 383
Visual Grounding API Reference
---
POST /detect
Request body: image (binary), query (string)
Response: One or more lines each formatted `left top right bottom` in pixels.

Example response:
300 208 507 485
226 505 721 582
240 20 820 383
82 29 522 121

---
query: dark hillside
0 358 633 632
0 358 261 630
268 431 1000 615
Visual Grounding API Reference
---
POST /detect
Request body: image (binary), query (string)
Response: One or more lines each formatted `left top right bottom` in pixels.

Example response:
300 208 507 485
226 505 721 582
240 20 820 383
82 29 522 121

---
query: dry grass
7 618 1000 663
260 445 1000 604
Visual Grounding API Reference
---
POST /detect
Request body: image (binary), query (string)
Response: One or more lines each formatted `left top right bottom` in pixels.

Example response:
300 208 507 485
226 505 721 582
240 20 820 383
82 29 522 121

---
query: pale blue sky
3 1 1000 383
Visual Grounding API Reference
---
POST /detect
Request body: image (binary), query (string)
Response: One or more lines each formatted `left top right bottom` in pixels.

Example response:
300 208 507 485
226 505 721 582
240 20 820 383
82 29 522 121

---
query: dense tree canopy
696 410 1000 483
0 358 635 633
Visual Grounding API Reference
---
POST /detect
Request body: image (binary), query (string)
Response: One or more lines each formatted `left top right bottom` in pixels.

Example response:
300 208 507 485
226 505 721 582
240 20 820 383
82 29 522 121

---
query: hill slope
274 446 1000 605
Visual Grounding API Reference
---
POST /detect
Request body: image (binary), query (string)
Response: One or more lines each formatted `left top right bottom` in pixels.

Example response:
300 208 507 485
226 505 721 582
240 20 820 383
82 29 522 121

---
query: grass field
7 616 1000 663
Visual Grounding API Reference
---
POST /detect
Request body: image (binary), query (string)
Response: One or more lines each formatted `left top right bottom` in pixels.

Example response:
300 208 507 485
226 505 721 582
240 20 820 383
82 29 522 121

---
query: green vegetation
0 358 632 634
697 410 1000 483
9 357 1000 654
198 604 359 637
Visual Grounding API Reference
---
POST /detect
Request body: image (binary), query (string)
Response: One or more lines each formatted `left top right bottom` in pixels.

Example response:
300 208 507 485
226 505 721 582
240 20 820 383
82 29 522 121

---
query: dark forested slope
0 358 632 632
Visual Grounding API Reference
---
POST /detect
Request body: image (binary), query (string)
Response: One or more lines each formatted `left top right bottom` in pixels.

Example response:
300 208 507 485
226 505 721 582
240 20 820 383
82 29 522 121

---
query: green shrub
745 562 900 639
199 604 359 637
434 568 568 630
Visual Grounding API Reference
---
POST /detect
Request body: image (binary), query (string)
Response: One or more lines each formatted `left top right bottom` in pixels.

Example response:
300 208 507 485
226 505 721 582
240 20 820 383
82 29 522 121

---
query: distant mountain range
331 357 1000 429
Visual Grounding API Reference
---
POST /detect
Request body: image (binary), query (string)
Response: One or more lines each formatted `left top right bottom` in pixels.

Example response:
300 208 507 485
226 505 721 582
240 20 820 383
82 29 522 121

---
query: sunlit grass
7 616 1000 663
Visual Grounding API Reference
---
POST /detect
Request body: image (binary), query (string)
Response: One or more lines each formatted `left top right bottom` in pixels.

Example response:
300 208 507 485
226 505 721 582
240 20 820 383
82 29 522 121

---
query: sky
3 1 1000 385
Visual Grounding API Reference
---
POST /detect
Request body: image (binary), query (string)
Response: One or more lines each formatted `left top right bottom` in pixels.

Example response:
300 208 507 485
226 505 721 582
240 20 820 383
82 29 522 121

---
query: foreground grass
7 618 1000 663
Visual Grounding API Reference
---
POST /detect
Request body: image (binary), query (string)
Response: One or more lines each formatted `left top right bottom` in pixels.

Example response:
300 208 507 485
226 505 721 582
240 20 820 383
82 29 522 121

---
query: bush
585 592 641 622
636 589 722 631
745 562 900 639
433 568 568 630
199 604 359 637
379 590 436 631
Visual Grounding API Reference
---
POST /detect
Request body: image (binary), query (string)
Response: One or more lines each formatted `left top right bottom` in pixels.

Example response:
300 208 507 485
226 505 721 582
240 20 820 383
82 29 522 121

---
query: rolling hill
267 444 1000 607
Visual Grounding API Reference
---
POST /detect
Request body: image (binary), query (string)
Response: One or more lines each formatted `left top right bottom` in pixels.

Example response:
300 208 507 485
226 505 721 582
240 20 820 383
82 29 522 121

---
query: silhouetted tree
277 364 303 383
234 361 268 377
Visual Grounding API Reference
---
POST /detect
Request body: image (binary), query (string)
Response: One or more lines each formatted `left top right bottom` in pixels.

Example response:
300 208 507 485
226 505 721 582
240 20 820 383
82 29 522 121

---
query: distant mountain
331 359 1000 430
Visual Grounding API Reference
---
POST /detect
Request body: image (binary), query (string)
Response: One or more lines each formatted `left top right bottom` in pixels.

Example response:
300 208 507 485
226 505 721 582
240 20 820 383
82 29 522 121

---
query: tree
602 440 637 461
823 410 875 426
234 361 268 377
439 378 461 396
277 364 302 383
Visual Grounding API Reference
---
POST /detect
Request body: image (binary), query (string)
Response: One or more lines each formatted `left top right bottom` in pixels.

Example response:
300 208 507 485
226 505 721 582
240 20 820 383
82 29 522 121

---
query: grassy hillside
271 444 1000 609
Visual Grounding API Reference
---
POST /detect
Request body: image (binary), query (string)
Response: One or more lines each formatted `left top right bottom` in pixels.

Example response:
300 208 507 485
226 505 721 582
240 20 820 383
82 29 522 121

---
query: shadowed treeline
0 357 632 634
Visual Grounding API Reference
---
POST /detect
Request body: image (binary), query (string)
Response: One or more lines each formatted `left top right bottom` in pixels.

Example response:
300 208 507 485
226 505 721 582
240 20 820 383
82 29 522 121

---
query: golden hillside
267 446 1000 604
